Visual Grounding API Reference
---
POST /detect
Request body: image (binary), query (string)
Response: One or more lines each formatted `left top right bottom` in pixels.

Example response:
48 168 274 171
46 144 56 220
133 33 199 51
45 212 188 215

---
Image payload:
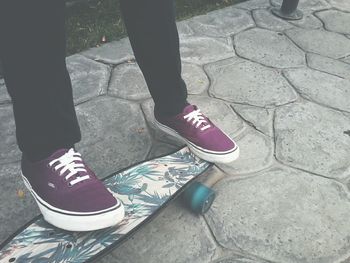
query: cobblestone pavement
1 0 350 262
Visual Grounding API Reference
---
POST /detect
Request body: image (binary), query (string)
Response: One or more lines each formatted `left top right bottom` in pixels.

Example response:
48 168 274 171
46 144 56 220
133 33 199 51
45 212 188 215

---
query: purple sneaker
155 104 239 163
21 148 124 231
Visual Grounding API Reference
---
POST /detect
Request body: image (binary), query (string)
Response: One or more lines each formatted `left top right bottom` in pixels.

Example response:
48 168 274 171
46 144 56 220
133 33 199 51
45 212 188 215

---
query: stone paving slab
234 28 305 68
67 54 110 104
315 9 350 35
181 63 210 95
283 67 350 112
306 53 350 79
217 127 274 175
232 104 274 136
287 13 323 30
81 37 134 65
206 166 350 263
0 162 39 243
253 8 322 31
0 106 21 164
212 257 266 263
326 0 350 11
75 96 152 178
285 28 350 59
98 202 217 263
177 20 196 37
343 56 350 64
180 35 235 65
205 57 298 107
109 62 151 101
252 9 294 31
234 0 271 10
221 103 276 174
0 79 11 105
187 7 254 38
275 101 350 179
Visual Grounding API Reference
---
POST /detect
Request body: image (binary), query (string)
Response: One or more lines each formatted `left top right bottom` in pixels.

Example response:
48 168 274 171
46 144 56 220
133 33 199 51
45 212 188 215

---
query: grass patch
65 0 246 55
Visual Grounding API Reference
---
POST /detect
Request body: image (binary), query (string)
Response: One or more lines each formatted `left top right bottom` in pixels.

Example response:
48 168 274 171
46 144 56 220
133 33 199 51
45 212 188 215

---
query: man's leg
120 0 188 117
0 0 81 161
0 0 125 231
119 0 240 163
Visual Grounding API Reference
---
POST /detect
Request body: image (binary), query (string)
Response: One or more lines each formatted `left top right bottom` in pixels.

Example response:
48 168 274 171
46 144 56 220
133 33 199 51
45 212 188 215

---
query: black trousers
0 0 188 160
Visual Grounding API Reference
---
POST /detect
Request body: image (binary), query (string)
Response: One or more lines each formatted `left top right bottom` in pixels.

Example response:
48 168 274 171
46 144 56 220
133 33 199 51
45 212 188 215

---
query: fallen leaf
16 189 25 199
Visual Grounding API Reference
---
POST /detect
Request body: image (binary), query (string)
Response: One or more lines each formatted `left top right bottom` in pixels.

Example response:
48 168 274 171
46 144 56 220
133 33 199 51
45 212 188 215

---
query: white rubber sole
21 173 125 232
155 120 240 163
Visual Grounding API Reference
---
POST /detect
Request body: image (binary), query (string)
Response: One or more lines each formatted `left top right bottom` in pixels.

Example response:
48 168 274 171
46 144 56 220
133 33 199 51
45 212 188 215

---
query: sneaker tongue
182 104 197 115
49 148 70 159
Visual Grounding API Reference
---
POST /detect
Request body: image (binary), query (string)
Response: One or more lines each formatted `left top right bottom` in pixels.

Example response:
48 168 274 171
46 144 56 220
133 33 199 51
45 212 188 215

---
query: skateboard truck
271 0 303 20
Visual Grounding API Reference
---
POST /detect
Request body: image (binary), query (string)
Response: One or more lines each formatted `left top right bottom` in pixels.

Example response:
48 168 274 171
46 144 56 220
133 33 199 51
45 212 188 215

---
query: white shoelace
49 149 90 186
184 109 211 131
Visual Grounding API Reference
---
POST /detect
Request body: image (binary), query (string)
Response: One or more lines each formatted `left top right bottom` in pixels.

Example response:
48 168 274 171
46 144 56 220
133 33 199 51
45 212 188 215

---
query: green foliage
65 0 245 54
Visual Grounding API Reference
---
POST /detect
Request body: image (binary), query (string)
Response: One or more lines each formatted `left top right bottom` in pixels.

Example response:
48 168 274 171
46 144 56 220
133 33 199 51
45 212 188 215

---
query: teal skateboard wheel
182 182 216 214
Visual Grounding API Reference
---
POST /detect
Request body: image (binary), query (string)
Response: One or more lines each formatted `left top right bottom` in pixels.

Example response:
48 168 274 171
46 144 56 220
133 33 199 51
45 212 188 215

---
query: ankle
23 145 74 162
154 102 190 118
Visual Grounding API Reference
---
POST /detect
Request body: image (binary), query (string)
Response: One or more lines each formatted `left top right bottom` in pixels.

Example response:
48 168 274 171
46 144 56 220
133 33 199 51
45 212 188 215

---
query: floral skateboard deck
0 147 212 263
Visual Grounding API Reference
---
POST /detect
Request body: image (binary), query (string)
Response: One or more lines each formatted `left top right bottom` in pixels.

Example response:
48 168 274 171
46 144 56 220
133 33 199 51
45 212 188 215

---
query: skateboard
0 147 222 263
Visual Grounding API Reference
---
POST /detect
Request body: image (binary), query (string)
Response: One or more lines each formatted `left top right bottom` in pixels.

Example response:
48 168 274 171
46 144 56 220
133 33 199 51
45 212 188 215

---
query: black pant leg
120 0 188 116
0 0 81 160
